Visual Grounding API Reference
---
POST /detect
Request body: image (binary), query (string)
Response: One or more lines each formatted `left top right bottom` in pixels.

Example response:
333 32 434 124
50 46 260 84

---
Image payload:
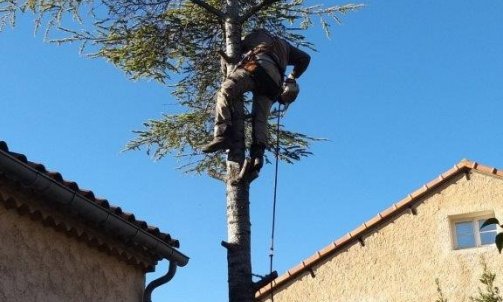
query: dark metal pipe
143 261 178 302
253 271 278 292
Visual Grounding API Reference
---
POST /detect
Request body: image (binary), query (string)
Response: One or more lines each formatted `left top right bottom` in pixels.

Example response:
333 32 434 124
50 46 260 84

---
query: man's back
242 29 310 79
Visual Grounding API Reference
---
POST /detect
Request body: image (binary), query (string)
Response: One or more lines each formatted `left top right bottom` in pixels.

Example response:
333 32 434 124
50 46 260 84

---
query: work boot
202 136 232 153
250 143 266 171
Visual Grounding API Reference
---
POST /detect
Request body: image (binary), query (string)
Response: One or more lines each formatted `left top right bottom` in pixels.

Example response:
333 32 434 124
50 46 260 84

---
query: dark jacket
242 29 311 79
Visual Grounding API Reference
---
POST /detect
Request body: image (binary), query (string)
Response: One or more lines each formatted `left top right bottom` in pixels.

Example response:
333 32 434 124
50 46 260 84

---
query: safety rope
269 104 282 302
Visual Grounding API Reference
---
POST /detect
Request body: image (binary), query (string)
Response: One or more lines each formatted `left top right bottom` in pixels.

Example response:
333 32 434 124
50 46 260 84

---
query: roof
256 159 503 299
0 140 188 271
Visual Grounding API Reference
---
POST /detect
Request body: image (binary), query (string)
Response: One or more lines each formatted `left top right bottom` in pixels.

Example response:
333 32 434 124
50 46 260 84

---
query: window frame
450 212 497 250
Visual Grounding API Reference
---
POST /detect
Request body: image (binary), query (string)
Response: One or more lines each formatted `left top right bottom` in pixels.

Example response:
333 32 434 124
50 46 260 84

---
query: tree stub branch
218 50 240 65
221 240 236 251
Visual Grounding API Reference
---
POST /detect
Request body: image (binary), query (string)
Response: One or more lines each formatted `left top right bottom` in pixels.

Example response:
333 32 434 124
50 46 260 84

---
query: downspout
143 260 178 302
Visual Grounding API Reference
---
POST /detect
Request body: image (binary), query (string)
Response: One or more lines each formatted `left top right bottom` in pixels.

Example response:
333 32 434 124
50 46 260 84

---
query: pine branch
239 0 280 23
4 0 362 178
189 0 225 19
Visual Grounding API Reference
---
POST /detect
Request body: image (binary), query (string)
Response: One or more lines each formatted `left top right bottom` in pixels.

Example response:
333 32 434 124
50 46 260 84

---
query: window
452 217 497 250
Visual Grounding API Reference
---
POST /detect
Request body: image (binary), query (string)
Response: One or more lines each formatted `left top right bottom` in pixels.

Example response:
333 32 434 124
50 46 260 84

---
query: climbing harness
268 103 283 302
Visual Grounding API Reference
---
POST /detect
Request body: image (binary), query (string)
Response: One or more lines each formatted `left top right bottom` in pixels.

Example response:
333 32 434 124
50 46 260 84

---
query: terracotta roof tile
120 211 136 222
256 159 503 299
350 224 367 237
97 199 110 208
441 165 460 179
63 180 79 191
288 262 305 277
302 253 320 267
476 163 497 175
425 176 443 190
365 214 382 229
379 204 397 219
334 233 352 246
411 185 429 198
0 178 160 271
273 273 291 287
318 242 336 257
0 141 180 250
396 195 412 209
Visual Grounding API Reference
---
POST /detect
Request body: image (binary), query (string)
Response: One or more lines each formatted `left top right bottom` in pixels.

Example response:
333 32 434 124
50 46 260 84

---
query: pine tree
1 1 361 301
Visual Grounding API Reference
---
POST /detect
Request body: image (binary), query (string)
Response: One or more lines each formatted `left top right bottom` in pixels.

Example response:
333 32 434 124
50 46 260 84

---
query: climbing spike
230 158 258 185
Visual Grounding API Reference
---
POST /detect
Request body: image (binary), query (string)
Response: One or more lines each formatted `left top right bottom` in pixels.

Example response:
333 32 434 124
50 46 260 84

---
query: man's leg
203 68 255 153
250 94 273 170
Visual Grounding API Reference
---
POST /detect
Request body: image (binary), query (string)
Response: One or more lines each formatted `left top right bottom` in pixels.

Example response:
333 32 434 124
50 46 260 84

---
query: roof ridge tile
0 141 8 152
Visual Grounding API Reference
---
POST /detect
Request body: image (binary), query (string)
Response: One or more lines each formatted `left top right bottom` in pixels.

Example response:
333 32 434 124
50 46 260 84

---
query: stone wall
0 189 145 302
261 172 503 302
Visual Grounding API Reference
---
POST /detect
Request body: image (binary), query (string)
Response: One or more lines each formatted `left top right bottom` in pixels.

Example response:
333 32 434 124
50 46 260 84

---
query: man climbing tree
202 28 310 178
1 1 360 301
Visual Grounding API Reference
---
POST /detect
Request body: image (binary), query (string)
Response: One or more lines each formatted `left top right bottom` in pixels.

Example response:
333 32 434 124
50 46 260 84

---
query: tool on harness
237 41 285 99
240 45 299 106
241 58 282 99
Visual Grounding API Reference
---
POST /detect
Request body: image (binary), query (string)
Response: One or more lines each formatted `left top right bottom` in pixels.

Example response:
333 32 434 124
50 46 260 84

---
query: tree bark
222 2 254 302
225 162 253 302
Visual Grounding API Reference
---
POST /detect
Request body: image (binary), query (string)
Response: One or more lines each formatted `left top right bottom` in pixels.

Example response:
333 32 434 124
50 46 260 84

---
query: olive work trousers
214 67 273 150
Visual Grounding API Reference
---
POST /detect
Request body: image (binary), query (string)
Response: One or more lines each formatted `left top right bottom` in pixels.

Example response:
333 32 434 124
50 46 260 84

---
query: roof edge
0 144 189 267
256 159 503 299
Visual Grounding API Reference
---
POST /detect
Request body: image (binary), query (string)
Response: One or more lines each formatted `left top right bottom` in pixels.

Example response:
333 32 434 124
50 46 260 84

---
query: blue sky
1 1 503 301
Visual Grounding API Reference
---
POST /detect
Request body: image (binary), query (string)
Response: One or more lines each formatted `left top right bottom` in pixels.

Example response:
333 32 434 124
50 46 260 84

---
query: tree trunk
223 2 254 302
225 163 253 302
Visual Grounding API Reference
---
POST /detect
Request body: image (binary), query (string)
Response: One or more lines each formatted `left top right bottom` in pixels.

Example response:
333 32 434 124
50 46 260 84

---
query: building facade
257 160 503 302
0 141 188 302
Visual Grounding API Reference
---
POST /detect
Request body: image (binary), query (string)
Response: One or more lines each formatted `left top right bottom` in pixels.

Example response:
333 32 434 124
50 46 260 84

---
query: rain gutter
0 149 189 267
